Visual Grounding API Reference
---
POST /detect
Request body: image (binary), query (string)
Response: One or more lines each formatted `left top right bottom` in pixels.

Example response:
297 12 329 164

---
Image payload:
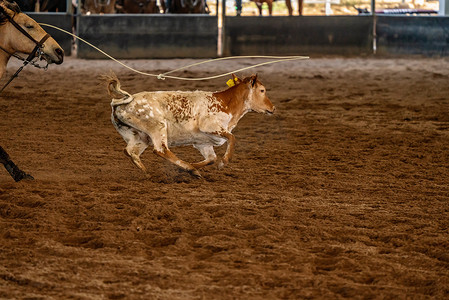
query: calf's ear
250 74 258 87
232 73 242 84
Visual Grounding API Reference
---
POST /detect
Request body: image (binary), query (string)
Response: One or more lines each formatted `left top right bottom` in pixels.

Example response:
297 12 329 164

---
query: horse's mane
0 1 22 25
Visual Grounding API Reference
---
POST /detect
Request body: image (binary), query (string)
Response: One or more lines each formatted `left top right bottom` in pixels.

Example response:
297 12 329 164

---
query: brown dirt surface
1 56 449 299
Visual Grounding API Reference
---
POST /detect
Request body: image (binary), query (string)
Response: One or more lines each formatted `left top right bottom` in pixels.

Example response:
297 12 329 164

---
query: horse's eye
25 24 34 29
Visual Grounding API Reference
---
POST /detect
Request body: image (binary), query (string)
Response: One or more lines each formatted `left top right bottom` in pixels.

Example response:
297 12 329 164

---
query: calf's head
239 74 275 115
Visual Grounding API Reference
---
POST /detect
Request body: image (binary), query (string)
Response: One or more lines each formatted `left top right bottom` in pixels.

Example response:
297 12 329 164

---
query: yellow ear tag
226 79 235 87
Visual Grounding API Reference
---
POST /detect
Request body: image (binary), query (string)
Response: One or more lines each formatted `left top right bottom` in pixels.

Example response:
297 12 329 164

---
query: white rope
39 23 309 81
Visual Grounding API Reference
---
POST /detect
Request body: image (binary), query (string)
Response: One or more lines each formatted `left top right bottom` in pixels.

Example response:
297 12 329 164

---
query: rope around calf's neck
39 23 309 81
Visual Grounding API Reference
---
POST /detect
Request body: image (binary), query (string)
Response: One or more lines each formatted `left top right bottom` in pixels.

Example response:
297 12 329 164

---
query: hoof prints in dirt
1 57 449 299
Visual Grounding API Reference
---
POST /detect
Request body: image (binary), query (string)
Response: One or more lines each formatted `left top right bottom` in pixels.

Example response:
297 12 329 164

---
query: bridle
0 5 51 94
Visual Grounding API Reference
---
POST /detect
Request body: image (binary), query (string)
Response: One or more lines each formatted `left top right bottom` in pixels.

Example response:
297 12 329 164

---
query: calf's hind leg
118 127 149 172
124 143 148 172
131 121 202 178
192 144 217 169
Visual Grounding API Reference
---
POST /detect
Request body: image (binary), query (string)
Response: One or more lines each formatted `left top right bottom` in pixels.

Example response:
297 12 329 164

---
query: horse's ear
0 4 6 17
0 6 8 25
0 1 21 16
0 3 15 20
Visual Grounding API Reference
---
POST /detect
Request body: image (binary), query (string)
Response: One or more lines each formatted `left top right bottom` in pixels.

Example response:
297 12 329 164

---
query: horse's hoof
14 171 34 182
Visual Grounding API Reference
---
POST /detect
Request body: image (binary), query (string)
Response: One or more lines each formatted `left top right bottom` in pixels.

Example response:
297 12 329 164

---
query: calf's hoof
189 169 202 178
218 159 228 170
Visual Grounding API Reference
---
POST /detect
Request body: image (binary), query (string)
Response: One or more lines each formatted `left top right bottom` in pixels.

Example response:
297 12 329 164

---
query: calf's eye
260 89 265 93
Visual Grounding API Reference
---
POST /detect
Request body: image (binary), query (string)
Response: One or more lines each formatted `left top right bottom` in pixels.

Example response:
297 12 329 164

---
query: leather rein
0 6 50 94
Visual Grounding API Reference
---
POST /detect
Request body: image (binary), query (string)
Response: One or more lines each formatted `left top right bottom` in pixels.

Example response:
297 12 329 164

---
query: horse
167 0 207 13
116 0 160 13
40 0 66 12
12 0 67 12
12 0 35 11
285 0 303 15
0 0 64 181
82 0 116 14
251 0 303 16
251 0 273 15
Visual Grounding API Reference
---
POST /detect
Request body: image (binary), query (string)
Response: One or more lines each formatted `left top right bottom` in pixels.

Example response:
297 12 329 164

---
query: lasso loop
39 23 309 81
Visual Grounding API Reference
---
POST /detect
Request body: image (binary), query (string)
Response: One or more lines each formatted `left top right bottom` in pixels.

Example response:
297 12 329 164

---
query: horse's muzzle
42 47 64 65
53 47 64 65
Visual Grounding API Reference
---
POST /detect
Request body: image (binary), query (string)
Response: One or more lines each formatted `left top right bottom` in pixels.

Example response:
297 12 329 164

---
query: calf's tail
104 72 134 106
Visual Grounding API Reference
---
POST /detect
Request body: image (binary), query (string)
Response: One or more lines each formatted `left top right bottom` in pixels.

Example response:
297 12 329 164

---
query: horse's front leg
298 0 304 15
285 0 293 15
256 2 263 15
159 0 166 12
0 146 34 182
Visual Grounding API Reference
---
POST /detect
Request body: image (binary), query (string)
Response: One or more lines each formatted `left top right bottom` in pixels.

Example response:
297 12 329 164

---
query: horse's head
0 1 64 64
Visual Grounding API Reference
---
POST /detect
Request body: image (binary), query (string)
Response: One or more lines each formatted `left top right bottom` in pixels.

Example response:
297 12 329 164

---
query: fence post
371 0 376 54
219 0 226 57
66 0 73 14
440 0 449 15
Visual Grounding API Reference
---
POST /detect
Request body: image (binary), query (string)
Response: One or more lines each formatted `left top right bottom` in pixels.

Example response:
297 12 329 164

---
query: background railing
22 0 449 58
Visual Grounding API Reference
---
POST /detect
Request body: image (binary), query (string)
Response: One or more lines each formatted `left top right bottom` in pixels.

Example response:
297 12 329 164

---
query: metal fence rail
76 15 218 59
29 11 449 58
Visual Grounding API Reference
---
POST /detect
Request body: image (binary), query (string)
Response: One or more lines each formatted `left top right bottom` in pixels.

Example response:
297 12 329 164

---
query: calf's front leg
154 144 202 178
216 131 235 169
144 124 202 177
192 144 217 169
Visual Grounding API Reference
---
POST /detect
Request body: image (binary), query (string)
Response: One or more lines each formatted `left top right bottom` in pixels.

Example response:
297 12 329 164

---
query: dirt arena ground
0 56 448 299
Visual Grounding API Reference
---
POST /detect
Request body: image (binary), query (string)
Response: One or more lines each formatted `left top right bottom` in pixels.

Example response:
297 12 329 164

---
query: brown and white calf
106 73 275 177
